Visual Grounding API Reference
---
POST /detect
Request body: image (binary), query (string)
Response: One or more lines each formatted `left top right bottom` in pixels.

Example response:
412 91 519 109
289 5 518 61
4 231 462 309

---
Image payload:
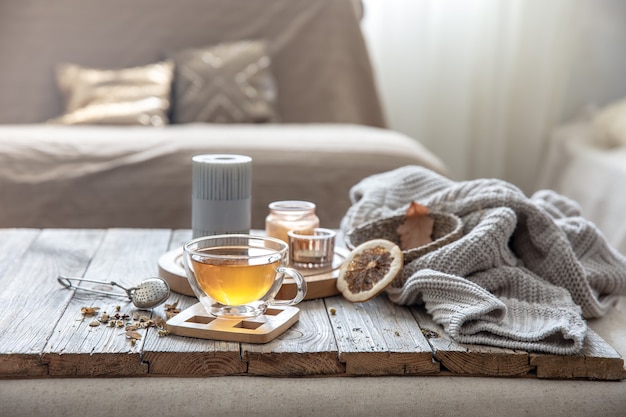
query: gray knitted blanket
340 166 626 355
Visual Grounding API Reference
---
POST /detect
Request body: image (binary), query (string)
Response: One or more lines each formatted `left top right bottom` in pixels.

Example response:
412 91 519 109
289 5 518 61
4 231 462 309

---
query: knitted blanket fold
340 166 626 355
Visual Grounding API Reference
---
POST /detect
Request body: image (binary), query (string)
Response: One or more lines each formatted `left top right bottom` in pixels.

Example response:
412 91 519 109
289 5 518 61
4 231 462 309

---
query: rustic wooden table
1 228 625 381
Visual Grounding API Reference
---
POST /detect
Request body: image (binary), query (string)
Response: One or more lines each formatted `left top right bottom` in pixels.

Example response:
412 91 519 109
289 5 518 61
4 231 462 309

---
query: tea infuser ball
57 275 170 309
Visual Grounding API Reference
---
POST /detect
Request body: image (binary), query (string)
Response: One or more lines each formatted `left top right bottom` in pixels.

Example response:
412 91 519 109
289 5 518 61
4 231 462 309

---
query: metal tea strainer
57 275 170 309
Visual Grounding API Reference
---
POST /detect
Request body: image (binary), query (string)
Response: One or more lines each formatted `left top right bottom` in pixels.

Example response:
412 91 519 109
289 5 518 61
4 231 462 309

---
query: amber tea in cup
183 234 307 318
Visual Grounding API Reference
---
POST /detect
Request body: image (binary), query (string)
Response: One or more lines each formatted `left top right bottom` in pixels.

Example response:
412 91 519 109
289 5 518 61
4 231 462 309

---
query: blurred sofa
0 0 445 229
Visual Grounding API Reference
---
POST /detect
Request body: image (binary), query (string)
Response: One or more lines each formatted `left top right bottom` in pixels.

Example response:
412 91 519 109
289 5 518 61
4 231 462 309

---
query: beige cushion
49 61 174 126
170 40 278 123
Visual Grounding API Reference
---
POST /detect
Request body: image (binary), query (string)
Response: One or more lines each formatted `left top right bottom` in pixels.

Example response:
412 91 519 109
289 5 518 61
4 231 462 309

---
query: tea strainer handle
57 275 134 300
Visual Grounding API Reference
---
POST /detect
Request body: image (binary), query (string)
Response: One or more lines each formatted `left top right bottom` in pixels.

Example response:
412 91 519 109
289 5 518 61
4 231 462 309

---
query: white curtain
361 0 587 193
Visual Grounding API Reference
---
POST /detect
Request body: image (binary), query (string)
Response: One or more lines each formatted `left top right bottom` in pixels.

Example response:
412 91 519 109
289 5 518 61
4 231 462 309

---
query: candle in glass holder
265 200 319 243
288 228 336 269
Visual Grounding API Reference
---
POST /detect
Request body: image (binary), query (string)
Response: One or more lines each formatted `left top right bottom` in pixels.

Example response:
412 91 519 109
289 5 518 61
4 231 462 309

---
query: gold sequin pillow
170 40 278 123
49 61 174 126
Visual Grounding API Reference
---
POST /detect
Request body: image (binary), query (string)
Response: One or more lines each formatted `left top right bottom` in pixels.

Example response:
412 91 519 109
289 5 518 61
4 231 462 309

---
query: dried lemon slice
337 239 403 302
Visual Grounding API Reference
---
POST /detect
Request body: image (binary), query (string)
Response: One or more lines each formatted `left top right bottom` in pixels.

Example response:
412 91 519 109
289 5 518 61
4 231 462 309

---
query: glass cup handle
271 266 307 306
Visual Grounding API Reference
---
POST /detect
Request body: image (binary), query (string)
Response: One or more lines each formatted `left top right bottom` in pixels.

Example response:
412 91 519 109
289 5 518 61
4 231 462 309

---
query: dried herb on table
80 306 100 316
78 302 176 344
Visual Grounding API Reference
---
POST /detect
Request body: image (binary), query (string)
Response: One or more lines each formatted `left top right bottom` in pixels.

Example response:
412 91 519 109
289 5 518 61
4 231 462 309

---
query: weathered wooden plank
530 329 626 380
0 228 41 375
1 228 624 380
0 229 40 283
410 305 532 377
243 299 344 376
42 229 170 376
143 229 245 376
328 295 439 376
0 229 106 377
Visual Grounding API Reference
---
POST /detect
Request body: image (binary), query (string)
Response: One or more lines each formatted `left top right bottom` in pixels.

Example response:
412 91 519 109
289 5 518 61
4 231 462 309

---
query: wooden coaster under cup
166 302 300 343
158 246 347 300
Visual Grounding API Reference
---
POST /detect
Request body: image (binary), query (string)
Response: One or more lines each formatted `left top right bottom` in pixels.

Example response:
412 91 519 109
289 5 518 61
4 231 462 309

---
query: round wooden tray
157 246 348 300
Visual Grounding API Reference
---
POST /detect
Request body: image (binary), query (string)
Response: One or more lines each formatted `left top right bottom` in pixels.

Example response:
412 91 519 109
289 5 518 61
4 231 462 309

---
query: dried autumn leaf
396 201 434 250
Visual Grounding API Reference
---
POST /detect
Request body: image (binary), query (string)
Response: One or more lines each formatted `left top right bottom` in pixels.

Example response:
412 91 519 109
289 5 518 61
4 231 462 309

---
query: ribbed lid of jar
192 154 251 201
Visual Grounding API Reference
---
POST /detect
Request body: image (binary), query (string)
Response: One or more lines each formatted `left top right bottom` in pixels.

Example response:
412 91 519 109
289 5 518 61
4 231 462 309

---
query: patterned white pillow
170 40 278 123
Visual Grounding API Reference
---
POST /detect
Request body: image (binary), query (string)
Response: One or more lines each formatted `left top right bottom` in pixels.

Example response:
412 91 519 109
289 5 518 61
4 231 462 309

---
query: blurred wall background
361 0 626 193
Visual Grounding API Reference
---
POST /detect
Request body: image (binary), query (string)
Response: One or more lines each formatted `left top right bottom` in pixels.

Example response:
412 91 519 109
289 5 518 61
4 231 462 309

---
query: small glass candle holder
288 228 336 270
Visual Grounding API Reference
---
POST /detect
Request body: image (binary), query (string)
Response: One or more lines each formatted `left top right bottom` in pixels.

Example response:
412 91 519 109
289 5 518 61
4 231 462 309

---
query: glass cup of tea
183 234 307 318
